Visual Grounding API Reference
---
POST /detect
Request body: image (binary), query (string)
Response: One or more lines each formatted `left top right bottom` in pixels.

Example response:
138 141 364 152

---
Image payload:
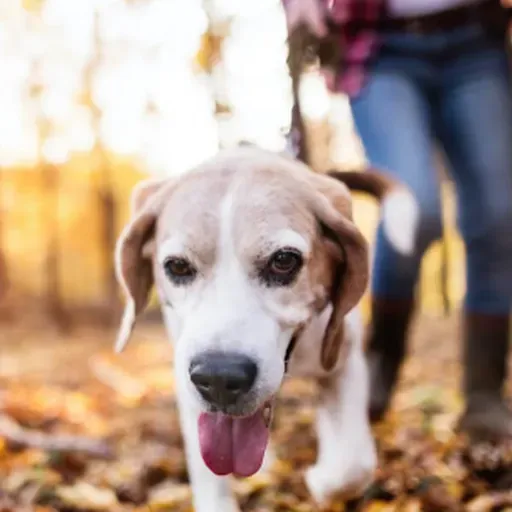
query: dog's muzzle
189 350 272 478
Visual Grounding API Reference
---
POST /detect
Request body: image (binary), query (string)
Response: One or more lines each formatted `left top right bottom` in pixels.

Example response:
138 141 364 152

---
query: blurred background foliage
0 0 466 329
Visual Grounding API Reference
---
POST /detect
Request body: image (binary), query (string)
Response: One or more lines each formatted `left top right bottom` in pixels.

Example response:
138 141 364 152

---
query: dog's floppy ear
307 173 369 371
114 178 169 353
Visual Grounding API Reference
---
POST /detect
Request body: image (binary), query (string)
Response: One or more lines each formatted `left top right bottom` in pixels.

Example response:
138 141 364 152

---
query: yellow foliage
21 0 43 12
2 157 148 305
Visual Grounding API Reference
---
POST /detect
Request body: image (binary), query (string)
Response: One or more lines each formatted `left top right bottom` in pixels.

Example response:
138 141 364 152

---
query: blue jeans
350 23 512 315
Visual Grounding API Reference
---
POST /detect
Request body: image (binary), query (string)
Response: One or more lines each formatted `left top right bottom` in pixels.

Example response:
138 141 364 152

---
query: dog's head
114 146 369 477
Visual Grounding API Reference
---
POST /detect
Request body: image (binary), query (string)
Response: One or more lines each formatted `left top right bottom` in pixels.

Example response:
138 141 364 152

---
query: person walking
283 0 512 442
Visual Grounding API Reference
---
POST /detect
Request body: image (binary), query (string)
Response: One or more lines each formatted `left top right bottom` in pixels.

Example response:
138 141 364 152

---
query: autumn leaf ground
1 313 512 512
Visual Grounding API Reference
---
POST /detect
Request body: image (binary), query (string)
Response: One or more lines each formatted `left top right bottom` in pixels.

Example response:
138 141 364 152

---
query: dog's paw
304 443 377 507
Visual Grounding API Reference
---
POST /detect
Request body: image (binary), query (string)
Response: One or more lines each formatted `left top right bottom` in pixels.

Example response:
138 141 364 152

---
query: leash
285 25 452 316
285 23 342 167
285 24 316 165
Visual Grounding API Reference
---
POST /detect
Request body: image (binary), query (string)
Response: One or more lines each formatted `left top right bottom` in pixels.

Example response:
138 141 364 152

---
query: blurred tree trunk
86 11 119 324
0 169 8 302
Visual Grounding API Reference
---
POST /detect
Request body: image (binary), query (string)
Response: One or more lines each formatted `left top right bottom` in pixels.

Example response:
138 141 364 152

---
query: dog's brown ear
307 174 369 371
114 178 169 353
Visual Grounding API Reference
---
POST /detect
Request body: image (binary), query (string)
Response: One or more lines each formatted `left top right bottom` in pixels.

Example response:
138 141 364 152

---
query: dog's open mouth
198 401 272 477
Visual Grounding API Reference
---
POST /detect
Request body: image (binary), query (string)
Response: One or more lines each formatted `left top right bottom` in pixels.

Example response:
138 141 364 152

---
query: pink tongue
198 409 269 477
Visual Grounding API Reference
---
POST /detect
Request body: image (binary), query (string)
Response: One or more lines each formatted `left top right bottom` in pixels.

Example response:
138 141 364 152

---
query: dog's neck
285 303 337 378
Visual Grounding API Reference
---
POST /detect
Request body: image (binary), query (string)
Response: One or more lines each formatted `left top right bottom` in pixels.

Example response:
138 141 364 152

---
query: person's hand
500 0 512 35
283 0 328 38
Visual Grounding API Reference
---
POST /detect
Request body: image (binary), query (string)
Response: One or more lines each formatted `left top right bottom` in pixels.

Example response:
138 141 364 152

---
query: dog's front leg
175 387 240 512
162 305 239 512
305 326 377 507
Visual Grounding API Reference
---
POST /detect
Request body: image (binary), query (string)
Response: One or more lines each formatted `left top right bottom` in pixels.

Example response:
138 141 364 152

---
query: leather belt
378 0 507 35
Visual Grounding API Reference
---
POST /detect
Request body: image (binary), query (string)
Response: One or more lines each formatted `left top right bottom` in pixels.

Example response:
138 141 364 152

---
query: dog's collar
284 301 334 373
284 324 306 373
284 334 298 373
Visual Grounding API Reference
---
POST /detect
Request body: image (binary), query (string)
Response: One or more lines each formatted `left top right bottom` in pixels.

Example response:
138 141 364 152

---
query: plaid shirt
283 0 386 96
324 0 385 95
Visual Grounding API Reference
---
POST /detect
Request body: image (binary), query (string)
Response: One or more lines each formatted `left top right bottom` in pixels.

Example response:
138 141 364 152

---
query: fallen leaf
148 481 191 509
56 481 118 510
465 492 512 512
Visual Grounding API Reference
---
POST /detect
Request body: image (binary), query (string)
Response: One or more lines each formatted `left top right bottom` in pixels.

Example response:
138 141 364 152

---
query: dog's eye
270 250 302 274
260 248 303 286
163 257 197 285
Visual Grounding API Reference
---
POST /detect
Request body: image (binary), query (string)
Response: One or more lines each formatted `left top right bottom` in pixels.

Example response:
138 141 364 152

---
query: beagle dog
114 145 418 512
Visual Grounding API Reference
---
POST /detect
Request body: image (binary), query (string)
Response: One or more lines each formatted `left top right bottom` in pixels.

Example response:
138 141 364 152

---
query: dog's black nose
189 352 258 407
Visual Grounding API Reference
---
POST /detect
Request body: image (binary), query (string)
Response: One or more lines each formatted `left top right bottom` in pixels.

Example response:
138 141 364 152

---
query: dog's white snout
189 351 258 409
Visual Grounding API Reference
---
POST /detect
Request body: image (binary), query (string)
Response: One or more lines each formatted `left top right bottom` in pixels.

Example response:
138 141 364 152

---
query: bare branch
0 414 113 459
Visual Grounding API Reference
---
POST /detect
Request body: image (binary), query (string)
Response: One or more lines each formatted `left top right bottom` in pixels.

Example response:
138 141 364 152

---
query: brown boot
366 298 416 423
458 313 512 442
